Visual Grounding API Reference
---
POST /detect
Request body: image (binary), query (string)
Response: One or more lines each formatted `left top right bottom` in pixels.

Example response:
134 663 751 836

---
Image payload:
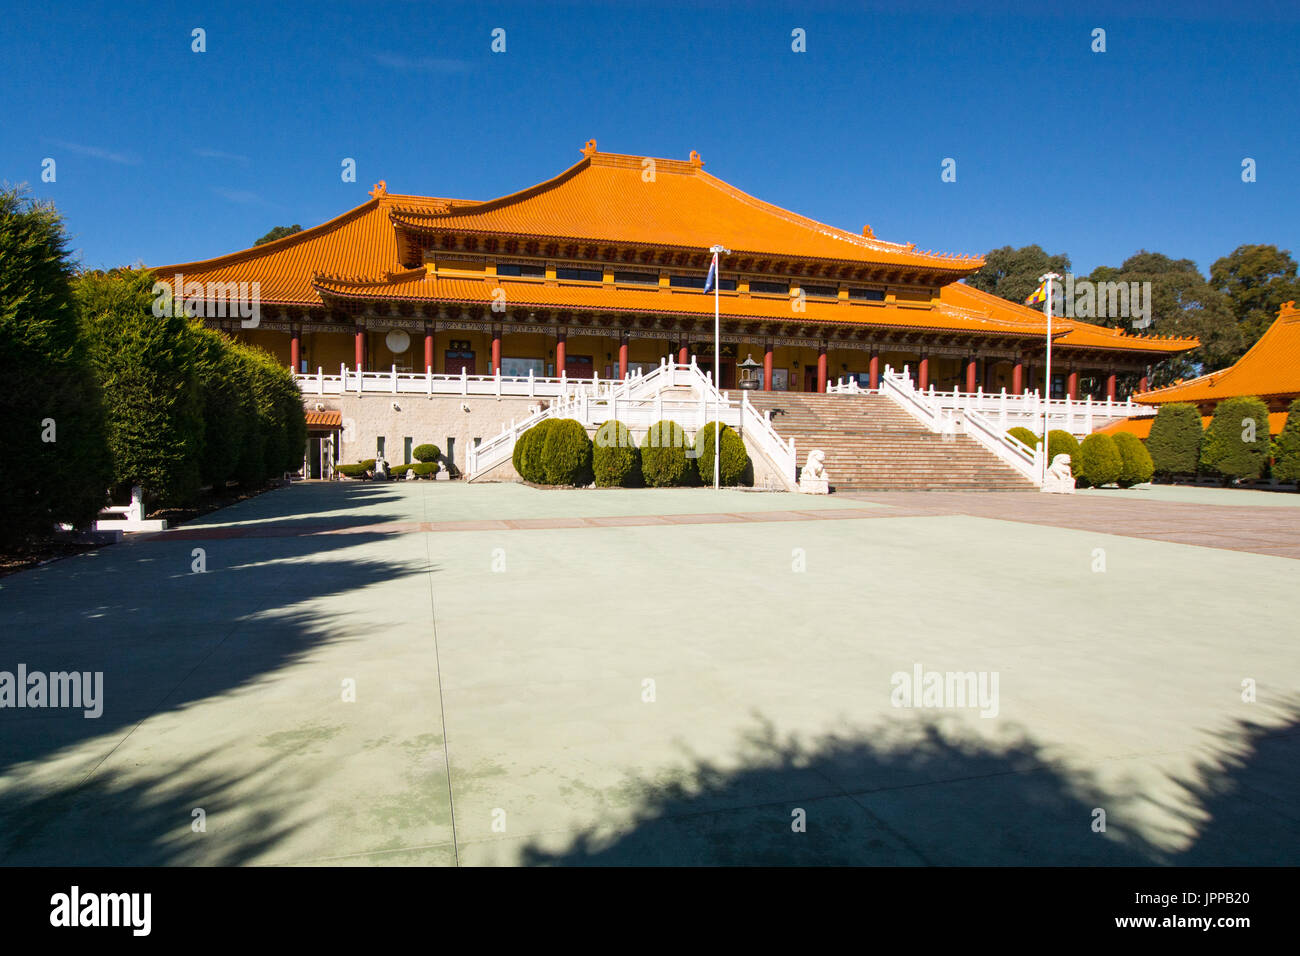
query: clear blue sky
3 0 1296 277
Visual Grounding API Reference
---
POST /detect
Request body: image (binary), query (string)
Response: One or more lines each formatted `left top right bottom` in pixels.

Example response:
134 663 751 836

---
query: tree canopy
254 224 302 246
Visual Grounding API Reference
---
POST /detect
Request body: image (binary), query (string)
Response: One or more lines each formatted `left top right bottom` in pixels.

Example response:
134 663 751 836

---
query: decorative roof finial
688 150 703 167
582 139 598 156
369 181 388 199
862 225 874 238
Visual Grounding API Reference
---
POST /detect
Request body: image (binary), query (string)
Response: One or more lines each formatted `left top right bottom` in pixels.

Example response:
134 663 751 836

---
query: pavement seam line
422 481 461 866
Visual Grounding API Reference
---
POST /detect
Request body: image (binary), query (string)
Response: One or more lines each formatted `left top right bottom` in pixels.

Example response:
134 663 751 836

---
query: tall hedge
593 420 639 486
1146 403 1202 477
693 421 750 486
1273 398 1300 482
0 186 113 545
1074 433 1123 488
191 324 250 488
1200 396 1270 480
77 268 206 505
1113 431 1155 487
640 420 691 486
540 418 593 486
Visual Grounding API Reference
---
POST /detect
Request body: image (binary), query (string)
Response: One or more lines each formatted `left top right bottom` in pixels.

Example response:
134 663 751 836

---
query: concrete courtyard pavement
1 481 1297 865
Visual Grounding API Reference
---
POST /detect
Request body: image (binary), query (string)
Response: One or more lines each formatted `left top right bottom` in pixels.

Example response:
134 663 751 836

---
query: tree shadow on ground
521 703 1300 866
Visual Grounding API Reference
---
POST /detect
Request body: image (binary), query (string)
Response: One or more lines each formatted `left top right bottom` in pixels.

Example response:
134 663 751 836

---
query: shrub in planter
1146 403 1202 477
592 420 639 486
1200 396 1270 481
1074 433 1123 488
1113 431 1155 487
412 443 441 463
693 421 750 486
540 418 593 486
640 420 691 486
1273 398 1300 482
1006 426 1039 449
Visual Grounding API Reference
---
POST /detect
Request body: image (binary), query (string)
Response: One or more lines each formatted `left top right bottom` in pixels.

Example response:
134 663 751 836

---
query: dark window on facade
670 274 736 291
556 267 602 282
496 263 545 277
749 279 789 295
801 284 839 298
614 271 660 285
848 288 886 301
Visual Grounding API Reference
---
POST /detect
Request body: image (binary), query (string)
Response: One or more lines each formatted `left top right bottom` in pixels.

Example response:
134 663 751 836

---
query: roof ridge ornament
582 139 598 157
689 150 703 167
369 181 388 199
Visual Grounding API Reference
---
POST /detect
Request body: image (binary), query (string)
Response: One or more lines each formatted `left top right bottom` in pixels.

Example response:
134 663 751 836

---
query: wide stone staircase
745 392 1033 491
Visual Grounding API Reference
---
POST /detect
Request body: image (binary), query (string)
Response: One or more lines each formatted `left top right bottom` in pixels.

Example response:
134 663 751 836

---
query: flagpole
709 245 730 490
1039 271 1061 485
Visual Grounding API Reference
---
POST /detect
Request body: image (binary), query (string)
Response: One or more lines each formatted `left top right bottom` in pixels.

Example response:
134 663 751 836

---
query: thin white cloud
194 147 252 164
46 140 139 165
370 51 473 73
211 187 267 206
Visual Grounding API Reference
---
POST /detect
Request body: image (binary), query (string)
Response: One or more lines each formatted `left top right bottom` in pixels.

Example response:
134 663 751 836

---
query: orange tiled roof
315 271 1054 337
939 283 1198 355
1096 412 1286 438
304 409 342 428
390 144 981 272
1135 302 1300 404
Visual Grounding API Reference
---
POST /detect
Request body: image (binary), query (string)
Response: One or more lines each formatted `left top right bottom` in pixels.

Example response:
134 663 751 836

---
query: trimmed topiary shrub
540 418 593 486
1273 398 1300 482
337 462 372 479
390 462 438 479
640 420 690 486
1113 431 1155 487
1047 430 1081 475
1074 433 1123 488
593 420 639 487
1200 396 1270 481
516 419 557 482
1006 426 1039 449
412 443 440 463
1146 403 1202 477
693 421 750 486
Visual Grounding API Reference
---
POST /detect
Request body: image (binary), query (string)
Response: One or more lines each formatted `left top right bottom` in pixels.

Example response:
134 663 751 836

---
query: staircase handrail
739 391 797 488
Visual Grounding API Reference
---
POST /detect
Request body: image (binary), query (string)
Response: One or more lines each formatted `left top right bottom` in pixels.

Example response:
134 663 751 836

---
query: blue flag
703 254 718 293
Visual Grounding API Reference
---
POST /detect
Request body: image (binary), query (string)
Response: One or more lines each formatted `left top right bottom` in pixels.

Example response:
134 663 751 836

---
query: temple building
157 142 1197 478
161 141 1194 398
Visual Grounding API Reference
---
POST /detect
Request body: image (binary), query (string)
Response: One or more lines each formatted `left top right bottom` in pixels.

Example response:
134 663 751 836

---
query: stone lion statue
799 449 830 494
1042 453 1076 494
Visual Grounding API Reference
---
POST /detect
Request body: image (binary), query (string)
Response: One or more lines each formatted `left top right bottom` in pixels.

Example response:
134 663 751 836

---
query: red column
1067 370 1079 399
1012 361 1024 395
290 327 300 373
678 343 689 365
919 355 930 390
354 328 365 371
1137 375 1148 394
965 357 977 393
1106 373 1117 401
618 336 628 379
491 330 502 374
869 352 880 390
424 327 434 372
816 345 828 393
763 343 773 391
556 330 566 375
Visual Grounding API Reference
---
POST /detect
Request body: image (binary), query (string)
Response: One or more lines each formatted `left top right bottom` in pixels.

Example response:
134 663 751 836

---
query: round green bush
412 443 441 463
1273 398 1300 482
1146 403 1202 477
540 418 593 486
516 419 557 482
1112 431 1155 487
1074 433 1123 488
640 420 691 486
1200 396 1270 481
1006 426 1039 449
1047 430 1081 474
593 420 640 486
693 421 750 486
